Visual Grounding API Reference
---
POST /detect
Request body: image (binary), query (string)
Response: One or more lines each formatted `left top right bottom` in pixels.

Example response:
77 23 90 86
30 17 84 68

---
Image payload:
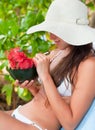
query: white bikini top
49 50 72 97
38 77 72 97
57 79 72 96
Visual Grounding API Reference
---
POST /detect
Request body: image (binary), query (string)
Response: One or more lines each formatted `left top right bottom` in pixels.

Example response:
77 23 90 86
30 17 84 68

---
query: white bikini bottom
11 105 47 130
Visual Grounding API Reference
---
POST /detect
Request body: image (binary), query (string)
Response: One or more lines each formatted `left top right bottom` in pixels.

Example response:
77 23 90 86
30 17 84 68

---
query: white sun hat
26 0 95 46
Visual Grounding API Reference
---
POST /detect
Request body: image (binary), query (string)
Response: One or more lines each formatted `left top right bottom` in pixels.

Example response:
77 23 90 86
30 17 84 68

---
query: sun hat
26 0 95 46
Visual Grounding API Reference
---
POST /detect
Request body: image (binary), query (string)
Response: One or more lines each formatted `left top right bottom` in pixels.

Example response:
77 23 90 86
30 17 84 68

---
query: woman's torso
12 49 72 130
13 79 72 130
18 88 61 130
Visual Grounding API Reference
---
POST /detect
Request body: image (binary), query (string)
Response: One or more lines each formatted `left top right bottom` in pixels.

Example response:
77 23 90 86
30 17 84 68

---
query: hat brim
26 21 95 46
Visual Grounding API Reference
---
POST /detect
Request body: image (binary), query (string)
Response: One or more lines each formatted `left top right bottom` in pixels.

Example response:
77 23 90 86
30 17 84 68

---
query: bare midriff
19 88 61 130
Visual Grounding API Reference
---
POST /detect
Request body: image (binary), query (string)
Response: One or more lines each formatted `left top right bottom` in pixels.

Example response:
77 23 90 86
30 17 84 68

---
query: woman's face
50 33 70 50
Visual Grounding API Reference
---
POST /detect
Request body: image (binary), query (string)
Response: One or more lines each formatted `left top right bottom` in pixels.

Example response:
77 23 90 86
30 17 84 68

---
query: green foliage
0 0 53 52
1 84 13 106
0 0 53 106
86 2 95 10
0 0 95 106
81 0 95 10
17 87 32 102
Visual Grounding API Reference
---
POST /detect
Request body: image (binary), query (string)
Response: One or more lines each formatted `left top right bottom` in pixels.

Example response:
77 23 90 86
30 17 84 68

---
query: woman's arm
14 49 60 96
44 58 95 129
35 54 95 130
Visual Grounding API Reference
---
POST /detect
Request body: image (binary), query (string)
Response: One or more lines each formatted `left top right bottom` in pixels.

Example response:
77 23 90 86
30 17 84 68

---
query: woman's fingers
15 80 35 89
25 80 35 89
15 80 20 85
35 53 47 60
20 80 29 88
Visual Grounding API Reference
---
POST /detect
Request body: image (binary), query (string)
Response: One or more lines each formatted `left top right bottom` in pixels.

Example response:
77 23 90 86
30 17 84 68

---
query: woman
0 0 95 129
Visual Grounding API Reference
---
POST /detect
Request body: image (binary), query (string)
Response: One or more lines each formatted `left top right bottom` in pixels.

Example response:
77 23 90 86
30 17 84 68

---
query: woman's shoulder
76 56 95 96
77 56 95 86
79 56 95 71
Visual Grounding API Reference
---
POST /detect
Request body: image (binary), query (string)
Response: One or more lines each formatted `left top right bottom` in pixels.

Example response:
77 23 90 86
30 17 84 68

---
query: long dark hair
51 43 95 87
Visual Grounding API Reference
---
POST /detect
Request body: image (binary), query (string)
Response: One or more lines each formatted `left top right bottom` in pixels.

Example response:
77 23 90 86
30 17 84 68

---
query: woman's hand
15 80 40 96
33 53 50 81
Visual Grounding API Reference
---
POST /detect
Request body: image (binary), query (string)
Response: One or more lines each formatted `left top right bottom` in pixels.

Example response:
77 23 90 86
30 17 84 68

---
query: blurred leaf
0 34 5 40
87 2 95 10
0 50 6 59
1 84 13 106
81 0 86 3
17 87 32 101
